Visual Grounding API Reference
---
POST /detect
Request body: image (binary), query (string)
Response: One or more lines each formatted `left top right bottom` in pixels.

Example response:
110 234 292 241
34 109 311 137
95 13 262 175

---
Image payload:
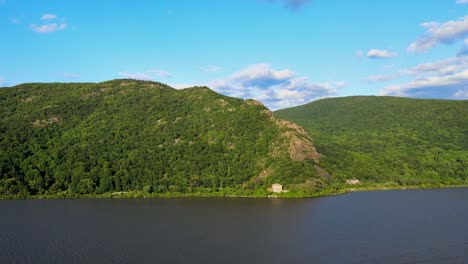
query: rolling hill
0 80 323 197
275 96 468 186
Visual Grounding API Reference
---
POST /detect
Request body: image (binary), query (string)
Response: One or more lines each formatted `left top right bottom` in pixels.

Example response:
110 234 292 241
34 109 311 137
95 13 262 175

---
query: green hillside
275 96 468 186
0 80 323 198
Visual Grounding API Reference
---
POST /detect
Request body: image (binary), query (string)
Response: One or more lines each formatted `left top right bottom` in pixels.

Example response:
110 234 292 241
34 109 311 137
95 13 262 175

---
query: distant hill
275 96 468 186
0 80 323 197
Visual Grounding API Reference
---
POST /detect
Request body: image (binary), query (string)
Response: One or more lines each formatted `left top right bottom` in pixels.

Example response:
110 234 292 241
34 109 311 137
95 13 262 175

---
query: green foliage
275 96 468 186
0 79 321 197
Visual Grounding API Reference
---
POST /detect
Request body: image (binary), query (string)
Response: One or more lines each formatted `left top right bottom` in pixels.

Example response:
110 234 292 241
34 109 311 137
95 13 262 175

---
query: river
1 188 467 263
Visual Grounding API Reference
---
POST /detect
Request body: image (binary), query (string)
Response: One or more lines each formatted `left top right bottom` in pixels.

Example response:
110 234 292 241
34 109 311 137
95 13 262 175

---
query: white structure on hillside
271 183 283 193
346 179 361 185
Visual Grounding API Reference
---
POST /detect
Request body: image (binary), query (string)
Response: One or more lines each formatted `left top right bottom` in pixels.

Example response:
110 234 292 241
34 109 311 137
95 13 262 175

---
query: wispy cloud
58 72 80 79
209 64 339 110
0 77 5 86
408 15 468 52
367 49 398 59
379 56 468 99
41 14 57 20
456 0 468 4
118 69 172 80
146 69 171 78
201 65 222 73
30 14 67 33
259 0 312 10
31 23 67 33
365 74 399 83
118 72 153 81
401 57 468 76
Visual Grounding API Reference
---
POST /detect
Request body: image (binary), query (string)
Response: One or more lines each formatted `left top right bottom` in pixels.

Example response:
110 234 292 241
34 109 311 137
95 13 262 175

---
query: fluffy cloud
260 0 312 10
379 57 468 99
30 14 67 33
231 64 295 87
367 49 398 59
209 64 339 110
408 16 468 52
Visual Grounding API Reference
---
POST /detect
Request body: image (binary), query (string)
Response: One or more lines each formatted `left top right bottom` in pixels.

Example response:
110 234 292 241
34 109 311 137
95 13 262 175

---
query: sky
1 0 468 109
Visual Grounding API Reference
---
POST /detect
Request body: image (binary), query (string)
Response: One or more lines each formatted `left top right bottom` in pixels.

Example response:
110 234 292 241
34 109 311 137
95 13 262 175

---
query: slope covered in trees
0 80 323 197
275 96 468 186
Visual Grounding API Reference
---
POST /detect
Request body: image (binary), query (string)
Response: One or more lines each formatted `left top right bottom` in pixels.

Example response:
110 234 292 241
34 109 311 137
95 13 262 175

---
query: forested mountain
0 80 323 197
275 96 468 186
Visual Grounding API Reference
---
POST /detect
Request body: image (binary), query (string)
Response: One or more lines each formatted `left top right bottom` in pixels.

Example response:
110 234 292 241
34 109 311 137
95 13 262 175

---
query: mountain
0 80 323 197
275 96 468 186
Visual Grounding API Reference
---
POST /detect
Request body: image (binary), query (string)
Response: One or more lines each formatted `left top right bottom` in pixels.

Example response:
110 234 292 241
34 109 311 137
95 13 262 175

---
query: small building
271 183 283 193
346 179 361 185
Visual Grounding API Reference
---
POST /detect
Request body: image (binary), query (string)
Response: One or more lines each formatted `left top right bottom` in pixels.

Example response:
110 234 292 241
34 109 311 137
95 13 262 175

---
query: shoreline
1 183 467 200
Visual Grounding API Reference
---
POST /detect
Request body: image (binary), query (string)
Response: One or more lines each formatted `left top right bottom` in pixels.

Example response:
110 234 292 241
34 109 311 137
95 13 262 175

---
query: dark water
1 188 468 264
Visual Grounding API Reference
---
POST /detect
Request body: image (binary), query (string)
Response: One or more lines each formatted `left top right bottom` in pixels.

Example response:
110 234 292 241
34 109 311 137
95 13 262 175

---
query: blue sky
1 0 468 109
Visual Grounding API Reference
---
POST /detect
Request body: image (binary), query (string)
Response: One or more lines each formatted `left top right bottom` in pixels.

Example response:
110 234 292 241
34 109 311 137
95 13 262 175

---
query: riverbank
1 183 468 200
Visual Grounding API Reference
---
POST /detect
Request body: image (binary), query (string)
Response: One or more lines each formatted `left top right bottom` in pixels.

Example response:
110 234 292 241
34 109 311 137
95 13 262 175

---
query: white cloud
365 74 399 82
456 0 468 4
208 64 339 110
379 56 468 99
41 14 57 20
0 77 5 86
334 81 347 88
118 69 172 81
401 57 468 76
118 72 154 81
367 49 398 59
30 14 67 33
408 16 468 52
201 65 221 73
260 0 312 10
455 90 468 97
58 72 80 79
231 63 295 86
168 83 196 89
31 23 67 33
146 69 171 78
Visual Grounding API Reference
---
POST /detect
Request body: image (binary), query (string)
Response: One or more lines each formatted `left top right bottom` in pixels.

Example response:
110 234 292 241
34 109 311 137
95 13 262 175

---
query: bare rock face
255 103 321 164
275 119 321 163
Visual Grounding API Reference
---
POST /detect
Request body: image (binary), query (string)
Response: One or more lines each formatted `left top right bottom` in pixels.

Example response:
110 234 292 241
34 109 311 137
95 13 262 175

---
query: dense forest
275 96 468 186
0 80 323 197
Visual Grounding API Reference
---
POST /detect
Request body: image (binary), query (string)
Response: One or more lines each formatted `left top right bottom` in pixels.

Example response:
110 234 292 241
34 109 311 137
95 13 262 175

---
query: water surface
1 188 467 264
